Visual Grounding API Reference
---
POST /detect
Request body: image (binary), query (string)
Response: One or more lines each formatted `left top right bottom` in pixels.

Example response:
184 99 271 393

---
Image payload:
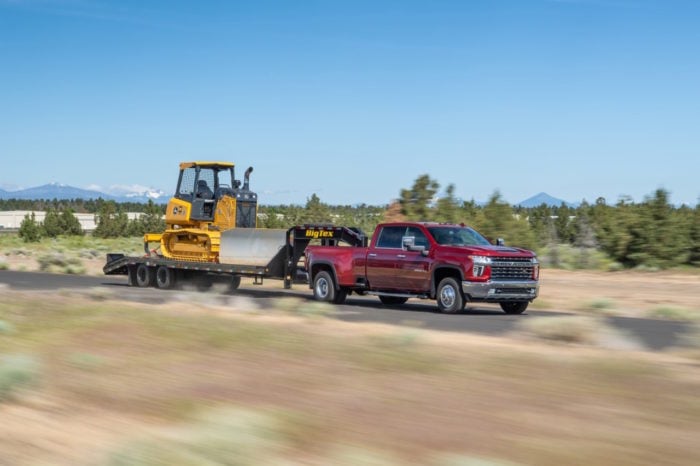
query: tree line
7 177 700 270
17 200 166 242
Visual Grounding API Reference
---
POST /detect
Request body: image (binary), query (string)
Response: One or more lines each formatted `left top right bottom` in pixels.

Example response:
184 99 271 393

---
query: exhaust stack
243 166 253 191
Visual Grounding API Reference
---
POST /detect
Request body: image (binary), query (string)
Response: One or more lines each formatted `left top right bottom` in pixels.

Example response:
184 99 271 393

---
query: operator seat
196 180 214 200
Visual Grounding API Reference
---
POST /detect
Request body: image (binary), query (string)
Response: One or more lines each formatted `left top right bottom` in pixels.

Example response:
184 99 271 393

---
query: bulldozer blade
219 228 288 266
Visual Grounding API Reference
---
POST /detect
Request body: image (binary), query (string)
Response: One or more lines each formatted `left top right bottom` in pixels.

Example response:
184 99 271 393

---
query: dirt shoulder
534 268 700 318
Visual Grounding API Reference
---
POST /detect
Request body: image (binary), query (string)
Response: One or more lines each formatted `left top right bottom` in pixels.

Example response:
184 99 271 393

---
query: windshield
427 226 491 246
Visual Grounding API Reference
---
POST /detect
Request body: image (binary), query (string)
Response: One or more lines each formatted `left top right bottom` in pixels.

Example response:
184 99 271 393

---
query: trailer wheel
500 301 528 314
313 271 338 303
135 264 154 288
436 277 464 313
155 265 176 289
229 276 241 291
127 266 137 287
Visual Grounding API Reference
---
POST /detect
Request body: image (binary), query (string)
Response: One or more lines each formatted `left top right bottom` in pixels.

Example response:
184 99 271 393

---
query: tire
194 275 213 292
379 296 408 306
135 264 154 288
228 275 241 291
155 265 176 289
127 266 137 287
313 271 338 303
500 301 529 314
436 277 464 313
334 288 348 305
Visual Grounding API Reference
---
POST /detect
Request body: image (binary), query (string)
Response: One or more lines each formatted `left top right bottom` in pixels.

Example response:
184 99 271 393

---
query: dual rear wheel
132 264 177 289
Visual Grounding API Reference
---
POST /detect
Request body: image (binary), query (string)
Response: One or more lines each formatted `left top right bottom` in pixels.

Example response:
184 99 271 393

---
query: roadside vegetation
3 174 699 271
0 291 699 465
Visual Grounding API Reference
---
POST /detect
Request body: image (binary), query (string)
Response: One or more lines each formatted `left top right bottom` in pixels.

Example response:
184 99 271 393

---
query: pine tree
19 213 42 243
399 174 439 221
480 191 536 249
434 184 460 223
42 208 62 237
689 201 700 266
304 194 332 224
59 208 83 236
93 201 129 238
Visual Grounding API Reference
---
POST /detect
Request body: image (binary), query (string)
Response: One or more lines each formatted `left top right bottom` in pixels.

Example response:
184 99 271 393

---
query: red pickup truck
305 222 539 314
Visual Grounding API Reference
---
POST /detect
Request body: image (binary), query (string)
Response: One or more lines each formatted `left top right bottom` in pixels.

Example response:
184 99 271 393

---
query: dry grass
0 291 699 465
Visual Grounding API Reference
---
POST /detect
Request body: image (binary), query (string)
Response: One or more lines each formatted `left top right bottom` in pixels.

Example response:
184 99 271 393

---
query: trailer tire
437 277 464 313
127 266 138 287
155 266 176 289
135 264 154 288
313 271 339 303
229 276 241 291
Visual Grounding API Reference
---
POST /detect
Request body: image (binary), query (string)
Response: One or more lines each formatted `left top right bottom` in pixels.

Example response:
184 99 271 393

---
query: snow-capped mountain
92 184 168 202
0 183 169 204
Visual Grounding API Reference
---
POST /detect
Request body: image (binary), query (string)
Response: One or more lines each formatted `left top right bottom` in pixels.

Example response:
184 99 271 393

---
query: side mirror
402 236 428 256
496 238 505 246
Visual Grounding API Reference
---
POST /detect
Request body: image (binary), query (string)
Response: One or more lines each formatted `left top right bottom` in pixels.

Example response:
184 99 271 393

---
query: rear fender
309 261 341 290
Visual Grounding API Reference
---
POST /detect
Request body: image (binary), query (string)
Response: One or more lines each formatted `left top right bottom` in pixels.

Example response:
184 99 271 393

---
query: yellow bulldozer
145 161 259 262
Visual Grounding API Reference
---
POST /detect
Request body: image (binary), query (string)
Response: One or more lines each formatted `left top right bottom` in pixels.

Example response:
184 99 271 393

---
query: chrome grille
491 257 534 281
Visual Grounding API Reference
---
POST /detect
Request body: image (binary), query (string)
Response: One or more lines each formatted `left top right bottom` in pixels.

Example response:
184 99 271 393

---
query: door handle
368 253 377 258
397 254 406 258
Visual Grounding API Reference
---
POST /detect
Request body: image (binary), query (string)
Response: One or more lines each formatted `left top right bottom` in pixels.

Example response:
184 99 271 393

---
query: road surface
0 270 692 351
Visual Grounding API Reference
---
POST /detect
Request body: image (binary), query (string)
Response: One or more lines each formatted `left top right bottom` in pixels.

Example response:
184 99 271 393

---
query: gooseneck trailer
103 225 367 291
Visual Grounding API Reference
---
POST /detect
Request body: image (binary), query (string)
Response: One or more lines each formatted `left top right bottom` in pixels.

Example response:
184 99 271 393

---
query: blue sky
1 0 699 206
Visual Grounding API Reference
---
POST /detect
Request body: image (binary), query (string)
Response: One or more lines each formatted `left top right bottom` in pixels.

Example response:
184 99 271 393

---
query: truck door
397 226 431 292
366 226 404 290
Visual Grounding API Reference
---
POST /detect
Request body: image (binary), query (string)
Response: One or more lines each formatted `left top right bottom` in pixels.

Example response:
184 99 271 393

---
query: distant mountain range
516 192 577 208
0 183 577 207
0 183 168 204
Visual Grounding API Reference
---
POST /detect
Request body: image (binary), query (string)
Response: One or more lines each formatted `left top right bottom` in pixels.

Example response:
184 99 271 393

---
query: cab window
376 226 405 249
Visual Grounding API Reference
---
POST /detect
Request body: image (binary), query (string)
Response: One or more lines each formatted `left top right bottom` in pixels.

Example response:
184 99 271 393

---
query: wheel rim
440 285 456 308
316 277 329 299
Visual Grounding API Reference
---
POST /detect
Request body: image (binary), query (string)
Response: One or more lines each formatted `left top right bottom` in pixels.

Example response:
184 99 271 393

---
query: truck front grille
491 257 534 281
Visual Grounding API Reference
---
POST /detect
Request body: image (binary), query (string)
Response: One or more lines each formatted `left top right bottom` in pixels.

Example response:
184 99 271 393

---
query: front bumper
462 280 539 302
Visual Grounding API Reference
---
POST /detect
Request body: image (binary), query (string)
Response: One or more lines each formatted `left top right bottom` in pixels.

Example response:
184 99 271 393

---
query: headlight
469 255 492 265
469 255 491 278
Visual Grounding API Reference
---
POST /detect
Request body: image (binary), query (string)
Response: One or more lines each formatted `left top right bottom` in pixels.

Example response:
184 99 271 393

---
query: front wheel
436 277 464 313
500 302 529 314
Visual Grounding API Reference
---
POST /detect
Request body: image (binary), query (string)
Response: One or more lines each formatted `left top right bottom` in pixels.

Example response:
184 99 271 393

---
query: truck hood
438 244 534 257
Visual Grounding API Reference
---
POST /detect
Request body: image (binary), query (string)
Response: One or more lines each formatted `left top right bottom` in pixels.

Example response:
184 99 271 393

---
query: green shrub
647 306 699 322
106 407 290 466
0 262 8 271
579 298 616 314
0 354 41 402
37 253 85 274
0 320 15 335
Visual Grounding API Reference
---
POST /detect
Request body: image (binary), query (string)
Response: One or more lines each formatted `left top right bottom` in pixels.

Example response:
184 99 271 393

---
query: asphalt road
0 270 693 351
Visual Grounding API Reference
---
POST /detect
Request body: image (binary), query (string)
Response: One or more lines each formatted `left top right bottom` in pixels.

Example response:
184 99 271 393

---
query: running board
365 291 430 300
